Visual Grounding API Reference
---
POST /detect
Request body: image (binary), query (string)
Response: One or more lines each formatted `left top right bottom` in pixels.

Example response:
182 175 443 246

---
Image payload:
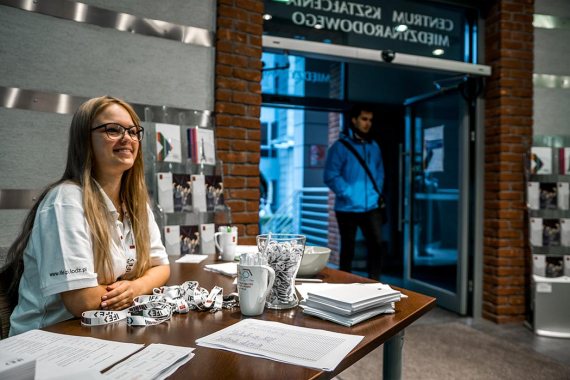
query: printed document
0 330 142 373
196 319 363 371
103 344 194 380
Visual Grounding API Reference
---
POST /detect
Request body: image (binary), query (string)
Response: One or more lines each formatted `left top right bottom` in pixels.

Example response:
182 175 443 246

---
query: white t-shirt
9 182 169 336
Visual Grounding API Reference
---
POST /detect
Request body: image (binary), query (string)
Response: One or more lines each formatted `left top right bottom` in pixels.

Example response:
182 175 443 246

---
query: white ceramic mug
214 226 238 261
237 264 275 316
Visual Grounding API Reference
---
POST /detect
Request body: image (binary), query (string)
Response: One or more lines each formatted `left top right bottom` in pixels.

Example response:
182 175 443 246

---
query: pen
295 278 323 283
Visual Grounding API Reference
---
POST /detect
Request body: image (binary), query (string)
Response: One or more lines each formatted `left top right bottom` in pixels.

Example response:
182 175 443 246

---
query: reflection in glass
261 52 343 99
410 93 464 293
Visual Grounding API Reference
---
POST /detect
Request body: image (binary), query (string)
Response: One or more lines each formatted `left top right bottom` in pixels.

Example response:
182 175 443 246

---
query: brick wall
215 0 264 245
483 0 534 323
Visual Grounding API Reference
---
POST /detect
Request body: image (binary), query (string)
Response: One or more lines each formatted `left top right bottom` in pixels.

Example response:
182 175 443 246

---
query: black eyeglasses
91 123 144 141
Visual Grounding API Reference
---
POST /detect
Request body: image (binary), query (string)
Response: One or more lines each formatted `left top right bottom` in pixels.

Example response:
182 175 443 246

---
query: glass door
402 89 471 314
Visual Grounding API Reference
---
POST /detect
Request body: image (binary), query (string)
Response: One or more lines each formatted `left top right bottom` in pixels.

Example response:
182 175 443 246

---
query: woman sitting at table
1 96 170 336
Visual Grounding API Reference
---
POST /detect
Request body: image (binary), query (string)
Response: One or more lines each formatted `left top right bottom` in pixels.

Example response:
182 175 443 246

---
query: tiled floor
344 265 570 367
418 307 570 367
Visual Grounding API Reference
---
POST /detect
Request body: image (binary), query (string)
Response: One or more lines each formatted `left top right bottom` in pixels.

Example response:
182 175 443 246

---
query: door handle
398 144 409 232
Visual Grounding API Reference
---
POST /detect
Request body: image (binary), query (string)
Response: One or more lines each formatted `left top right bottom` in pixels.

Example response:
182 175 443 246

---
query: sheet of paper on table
204 262 238 276
103 344 195 380
0 330 143 378
196 319 363 371
175 254 208 264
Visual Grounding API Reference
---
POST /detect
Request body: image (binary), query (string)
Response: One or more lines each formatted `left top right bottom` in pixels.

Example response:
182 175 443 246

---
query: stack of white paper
299 283 404 327
204 262 237 277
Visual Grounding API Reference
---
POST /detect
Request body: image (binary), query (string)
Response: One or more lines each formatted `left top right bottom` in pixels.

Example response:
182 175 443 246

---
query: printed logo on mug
237 264 275 316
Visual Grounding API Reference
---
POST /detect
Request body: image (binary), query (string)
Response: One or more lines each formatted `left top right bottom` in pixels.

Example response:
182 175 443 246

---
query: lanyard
81 281 239 327
115 205 136 274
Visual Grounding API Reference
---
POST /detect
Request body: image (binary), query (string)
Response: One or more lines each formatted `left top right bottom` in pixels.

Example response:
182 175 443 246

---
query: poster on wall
156 123 182 163
423 125 444 173
309 144 327 167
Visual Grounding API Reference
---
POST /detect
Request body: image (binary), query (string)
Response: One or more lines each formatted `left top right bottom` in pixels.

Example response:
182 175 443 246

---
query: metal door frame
402 88 471 314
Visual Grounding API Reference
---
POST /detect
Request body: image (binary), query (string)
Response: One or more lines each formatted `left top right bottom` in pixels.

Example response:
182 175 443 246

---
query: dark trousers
336 208 383 279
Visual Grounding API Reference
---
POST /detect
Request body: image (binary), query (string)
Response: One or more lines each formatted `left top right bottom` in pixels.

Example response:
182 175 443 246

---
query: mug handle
214 232 223 252
260 265 275 302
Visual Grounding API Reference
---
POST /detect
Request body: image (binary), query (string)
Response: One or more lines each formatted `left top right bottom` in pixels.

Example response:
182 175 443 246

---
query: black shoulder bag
339 139 387 222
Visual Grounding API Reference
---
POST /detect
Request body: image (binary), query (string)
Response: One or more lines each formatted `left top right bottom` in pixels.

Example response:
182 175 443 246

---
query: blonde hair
1 96 151 306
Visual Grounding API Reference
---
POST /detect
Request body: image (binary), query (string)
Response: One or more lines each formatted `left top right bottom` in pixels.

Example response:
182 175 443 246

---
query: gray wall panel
533 1 570 138
0 210 29 250
0 108 70 188
534 87 570 135
534 28 570 76
0 6 214 111
79 0 216 31
535 0 570 18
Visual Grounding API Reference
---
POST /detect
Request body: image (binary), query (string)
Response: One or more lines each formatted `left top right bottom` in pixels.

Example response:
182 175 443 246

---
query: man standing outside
324 105 385 280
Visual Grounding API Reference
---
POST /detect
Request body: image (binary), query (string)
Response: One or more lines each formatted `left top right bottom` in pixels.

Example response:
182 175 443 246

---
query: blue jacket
324 134 384 212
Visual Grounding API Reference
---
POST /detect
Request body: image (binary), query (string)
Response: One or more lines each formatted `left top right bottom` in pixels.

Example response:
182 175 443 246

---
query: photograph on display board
173 173 193 212
188 127 216 165
543 219 561 247
545 256 564 278
205 175 225 211
539 183 557 210
157 173 194 213
156 123 182 163
164 225 201 256
530 147 552 174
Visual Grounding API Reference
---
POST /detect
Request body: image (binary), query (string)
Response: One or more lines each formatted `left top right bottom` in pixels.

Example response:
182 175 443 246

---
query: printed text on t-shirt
49 267 88 277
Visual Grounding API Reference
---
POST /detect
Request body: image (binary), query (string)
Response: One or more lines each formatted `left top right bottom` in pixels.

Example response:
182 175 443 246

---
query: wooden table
45 258 436 379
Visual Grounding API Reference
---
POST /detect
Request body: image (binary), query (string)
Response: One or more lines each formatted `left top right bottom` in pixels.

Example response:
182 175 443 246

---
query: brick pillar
215 0 263 244
483 0 534 323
